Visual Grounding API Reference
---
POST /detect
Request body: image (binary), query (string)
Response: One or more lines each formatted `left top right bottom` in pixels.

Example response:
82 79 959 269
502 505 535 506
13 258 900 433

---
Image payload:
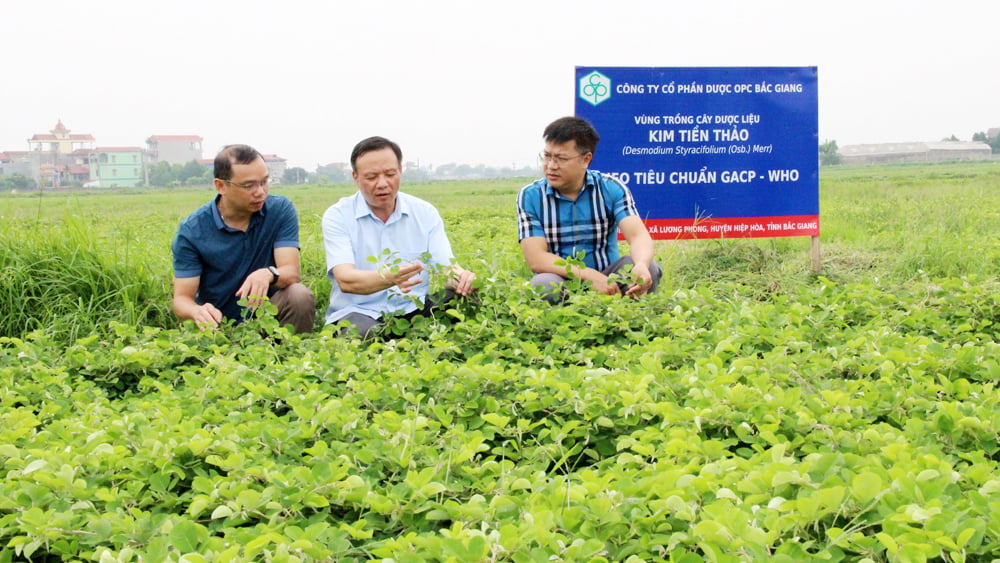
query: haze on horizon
2 0 996 170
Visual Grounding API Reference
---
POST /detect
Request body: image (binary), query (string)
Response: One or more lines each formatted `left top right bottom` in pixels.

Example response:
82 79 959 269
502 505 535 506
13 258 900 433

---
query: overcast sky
2 0 996 170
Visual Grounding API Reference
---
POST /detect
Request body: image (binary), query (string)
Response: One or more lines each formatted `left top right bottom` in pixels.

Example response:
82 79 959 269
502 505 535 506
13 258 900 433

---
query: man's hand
446 265 477 296
624 263 654 298
586 271 621 296
192 303 223 330
173 276 227 330
381 263 424 293
235 268 274 309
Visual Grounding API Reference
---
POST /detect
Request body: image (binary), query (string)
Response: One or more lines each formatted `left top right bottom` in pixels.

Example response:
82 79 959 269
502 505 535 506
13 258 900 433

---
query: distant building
28 119 96 155
262 154 287 183
146 135 203 165
65 164 90 185
87 147 144 188
24 119 97 185
839 141 992 165
0 151 34 177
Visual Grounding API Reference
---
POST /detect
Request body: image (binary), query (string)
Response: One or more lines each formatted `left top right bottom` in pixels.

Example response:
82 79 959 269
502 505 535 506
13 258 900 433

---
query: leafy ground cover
1 162 998 561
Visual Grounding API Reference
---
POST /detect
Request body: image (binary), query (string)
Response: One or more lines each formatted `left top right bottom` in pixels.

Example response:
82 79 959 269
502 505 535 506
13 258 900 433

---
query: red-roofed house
146 135 203 165
28 119 96 154
24 120 98 186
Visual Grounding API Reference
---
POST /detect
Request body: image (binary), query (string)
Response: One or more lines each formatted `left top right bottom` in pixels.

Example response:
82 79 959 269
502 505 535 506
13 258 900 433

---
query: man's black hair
350 136 403 172
214 144 262 181
543 116 600 155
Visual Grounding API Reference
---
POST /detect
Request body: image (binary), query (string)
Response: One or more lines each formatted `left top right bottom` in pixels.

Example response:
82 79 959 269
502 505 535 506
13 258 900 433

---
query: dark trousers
529 255 663 303
336 289 459 339
270 283 316 333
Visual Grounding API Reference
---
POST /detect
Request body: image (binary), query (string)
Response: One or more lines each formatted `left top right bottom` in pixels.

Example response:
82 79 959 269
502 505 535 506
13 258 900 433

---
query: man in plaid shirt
517 116 662 302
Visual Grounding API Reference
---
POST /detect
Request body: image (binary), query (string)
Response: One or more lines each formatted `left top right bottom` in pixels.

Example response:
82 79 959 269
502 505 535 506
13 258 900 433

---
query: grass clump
0 217 172 342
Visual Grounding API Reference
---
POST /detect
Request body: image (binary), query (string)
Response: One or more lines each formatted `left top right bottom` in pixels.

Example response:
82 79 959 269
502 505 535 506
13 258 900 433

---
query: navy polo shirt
172 194 300 322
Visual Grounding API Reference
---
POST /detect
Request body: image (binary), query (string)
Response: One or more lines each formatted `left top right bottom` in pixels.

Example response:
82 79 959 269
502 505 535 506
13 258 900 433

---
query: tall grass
662 161 1000 292
0 215 172 341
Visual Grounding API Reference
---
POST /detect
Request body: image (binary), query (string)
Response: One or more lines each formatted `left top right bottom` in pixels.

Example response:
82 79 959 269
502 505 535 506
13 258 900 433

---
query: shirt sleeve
425 206 455 268
608 176 640 222
273 197 301 249
321 204 356 274
171 222 202 278
516 185 545 240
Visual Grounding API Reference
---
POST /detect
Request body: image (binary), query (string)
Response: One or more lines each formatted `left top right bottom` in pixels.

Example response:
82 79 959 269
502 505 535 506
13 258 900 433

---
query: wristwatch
268 266 280 285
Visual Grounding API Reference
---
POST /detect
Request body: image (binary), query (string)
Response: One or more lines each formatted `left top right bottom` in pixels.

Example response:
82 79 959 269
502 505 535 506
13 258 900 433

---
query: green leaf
851 472 884 504
169 520 206 553
509 478 532 491
482 412 510 428
210 505 234 519
897 544 928 563
188 496 210 518
876 532 898 555
22 459 47 474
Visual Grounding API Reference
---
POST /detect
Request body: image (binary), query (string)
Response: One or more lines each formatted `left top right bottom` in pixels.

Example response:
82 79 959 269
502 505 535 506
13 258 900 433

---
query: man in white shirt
321 136 476 338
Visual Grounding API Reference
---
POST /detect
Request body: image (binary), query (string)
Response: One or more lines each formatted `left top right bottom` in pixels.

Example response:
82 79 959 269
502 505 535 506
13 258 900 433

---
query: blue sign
575 67 819 239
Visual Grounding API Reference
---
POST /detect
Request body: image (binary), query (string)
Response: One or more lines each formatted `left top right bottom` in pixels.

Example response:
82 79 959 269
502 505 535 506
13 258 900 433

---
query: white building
839 141 992 165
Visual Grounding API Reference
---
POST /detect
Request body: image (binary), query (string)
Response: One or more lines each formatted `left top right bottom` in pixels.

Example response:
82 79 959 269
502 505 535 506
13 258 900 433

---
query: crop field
0 162 998 562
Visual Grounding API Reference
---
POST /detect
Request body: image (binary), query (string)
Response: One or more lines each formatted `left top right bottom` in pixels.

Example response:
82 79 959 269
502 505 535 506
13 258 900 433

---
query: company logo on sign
579 71 611 106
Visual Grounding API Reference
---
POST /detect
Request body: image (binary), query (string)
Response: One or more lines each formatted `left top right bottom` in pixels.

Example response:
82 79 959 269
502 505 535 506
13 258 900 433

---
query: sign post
575 67 820 271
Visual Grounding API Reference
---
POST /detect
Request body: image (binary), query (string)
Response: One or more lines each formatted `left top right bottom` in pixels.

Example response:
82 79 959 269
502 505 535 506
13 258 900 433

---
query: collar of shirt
542 170 596 201
211 194 268 231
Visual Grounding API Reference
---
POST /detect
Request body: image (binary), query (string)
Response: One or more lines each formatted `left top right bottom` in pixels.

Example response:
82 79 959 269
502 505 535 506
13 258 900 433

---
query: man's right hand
192 303 224 330
381 262 424 293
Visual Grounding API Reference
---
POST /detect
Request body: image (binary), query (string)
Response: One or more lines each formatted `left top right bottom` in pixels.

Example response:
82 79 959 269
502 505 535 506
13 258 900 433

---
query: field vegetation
0 161 998 561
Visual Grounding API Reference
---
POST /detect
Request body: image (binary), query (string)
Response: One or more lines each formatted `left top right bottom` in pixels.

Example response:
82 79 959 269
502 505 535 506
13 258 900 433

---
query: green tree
0 173 36 190
819 139 840 166
178 160 207 183
315 164 347 183
282 167 310 185
404 167 431 182
148 162 176 186
971 131 1000 153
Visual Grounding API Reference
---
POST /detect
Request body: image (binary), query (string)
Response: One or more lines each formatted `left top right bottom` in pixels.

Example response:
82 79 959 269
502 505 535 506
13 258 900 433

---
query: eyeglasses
224 178 269 191
539 152 588 166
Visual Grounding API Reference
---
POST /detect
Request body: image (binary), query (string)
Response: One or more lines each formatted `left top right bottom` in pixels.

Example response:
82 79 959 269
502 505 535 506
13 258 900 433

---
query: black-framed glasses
539 152 587 166
224 178 269 191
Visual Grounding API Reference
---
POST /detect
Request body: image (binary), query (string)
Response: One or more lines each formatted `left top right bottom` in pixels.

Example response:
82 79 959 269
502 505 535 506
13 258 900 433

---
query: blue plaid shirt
516 170 639 271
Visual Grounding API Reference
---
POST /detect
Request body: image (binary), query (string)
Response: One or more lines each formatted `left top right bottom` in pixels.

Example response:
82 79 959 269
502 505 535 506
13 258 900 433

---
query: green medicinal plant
0 162 998 561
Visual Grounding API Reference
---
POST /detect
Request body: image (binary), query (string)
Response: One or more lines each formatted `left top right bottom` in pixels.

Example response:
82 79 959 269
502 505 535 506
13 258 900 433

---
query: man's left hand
447 265 477 296
235 268 273 308
624 264 654 298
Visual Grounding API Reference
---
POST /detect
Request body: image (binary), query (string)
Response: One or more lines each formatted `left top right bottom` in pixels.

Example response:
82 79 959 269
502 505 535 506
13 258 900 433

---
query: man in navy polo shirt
171 144 315 333
517 116 662 302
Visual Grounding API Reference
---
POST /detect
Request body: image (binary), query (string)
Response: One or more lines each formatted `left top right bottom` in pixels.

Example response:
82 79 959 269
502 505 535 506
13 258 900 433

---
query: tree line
283 162 542 185
820 128 1000 166
5 129 999 188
